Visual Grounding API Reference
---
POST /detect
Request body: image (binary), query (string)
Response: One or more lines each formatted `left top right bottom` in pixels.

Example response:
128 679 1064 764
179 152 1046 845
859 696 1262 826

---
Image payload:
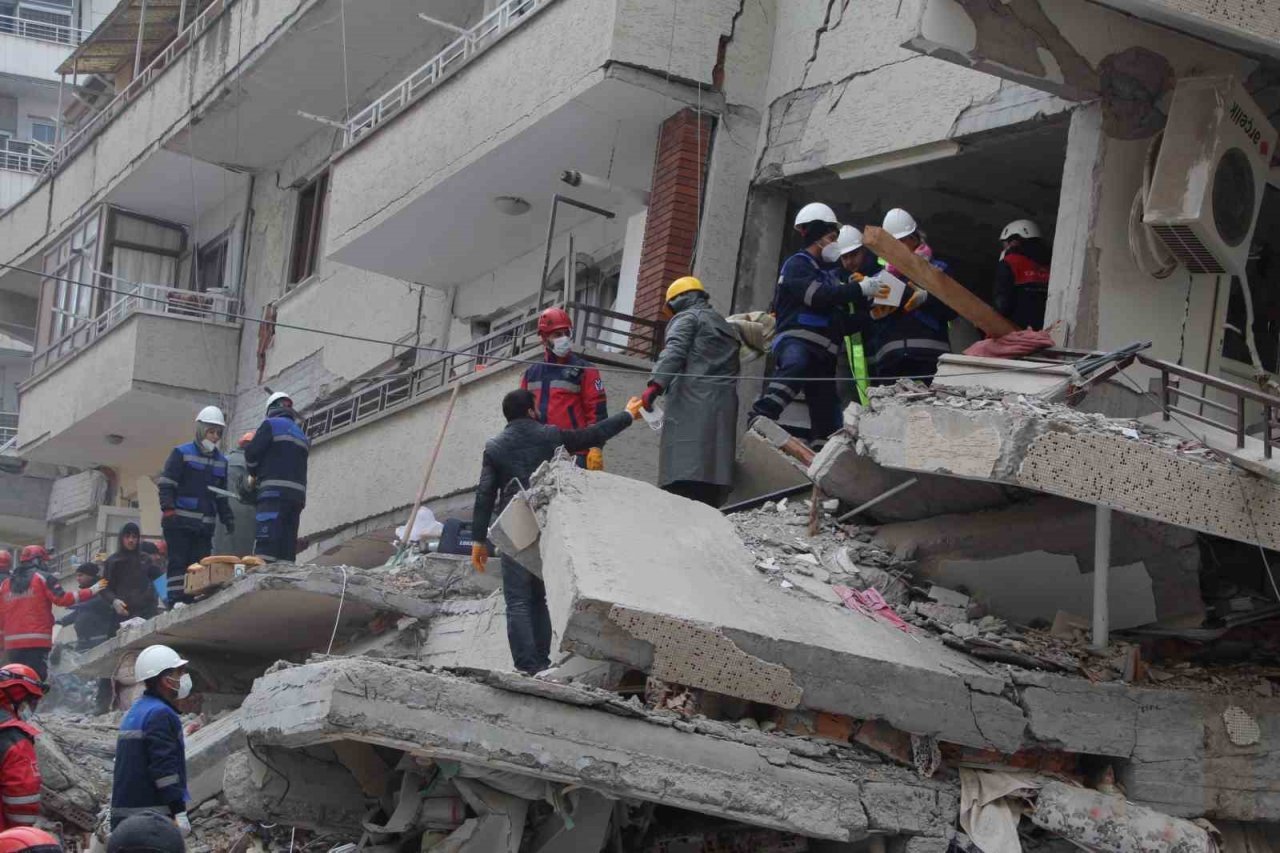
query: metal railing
1139 354 1280 459
0 412 15 445
0 12 89 46
41 0 235 177
345 0 554 146
0 138 49 174
304 302 665 442
29 282 240 378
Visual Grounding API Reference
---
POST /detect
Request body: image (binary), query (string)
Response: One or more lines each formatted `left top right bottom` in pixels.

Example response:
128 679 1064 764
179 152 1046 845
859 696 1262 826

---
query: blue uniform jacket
244 413 310 506
157 443 232 531
772 251 863 354
111 692 188 818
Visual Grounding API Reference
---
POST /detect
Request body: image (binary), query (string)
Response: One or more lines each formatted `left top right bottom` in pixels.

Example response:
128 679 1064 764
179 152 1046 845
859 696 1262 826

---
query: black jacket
102 524 163 619
57 593 118 650
472 412 633 540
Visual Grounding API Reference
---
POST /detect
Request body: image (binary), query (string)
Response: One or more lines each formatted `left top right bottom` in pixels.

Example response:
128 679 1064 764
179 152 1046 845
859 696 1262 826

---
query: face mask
822 243 843 264
550 337 572 358
201 439 217 453
166 673 193 700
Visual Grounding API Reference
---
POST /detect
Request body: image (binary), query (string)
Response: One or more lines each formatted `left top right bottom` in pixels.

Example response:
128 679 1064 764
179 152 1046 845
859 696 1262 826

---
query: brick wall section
631 108 714 347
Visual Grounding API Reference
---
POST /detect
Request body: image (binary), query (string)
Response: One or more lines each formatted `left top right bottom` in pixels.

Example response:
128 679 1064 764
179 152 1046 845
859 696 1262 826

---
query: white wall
0 33 73 83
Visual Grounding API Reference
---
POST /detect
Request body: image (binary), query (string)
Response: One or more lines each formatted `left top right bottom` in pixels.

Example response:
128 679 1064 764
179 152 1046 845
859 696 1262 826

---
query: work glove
903 288 929 312
175 813 191 838
625 397 645 420
641 382 663 411
92 579 108 593
112 599 129 617
860 275 885 299
470 543 488 573
585 448 604 471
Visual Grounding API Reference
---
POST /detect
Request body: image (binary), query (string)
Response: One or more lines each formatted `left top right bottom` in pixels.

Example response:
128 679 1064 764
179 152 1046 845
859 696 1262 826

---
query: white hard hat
794 202 838 228
822 225 865 264
266 391 293 410
1000 219 1041 241
134 644 187 682
195 405 226 427
883 208 918 240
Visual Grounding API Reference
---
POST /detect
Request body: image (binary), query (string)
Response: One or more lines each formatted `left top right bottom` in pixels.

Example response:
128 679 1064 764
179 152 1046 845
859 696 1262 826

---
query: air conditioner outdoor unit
1144 76 1276 276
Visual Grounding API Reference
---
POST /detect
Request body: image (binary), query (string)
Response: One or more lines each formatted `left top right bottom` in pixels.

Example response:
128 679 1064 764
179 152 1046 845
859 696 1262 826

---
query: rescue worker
110 644 191 836
749 203 866 446
0 828 61 852
102 523 163 622
471 389 641 674
244 392 310 563
107 812 183 853
56 563 117 651
994 219 1051 330
0 664 45 832
158 406 234 603
212 432 256 558
1 546 102 680
823 226 874 406
867 208 955 384
639 277 740 507
521 307 608 470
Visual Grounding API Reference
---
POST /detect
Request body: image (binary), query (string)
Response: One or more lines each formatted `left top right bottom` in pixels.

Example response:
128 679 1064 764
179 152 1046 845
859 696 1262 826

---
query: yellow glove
471 543 488 573
626 397 645 420
903 287 929 313
586 448 604 471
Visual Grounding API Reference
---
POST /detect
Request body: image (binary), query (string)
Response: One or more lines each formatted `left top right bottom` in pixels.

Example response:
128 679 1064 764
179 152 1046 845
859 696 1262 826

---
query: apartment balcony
17 283 239 479
0 12 87 83
0 139 49 210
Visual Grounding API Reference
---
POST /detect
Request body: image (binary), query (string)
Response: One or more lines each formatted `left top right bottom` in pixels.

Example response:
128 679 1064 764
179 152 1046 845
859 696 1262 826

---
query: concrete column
1044 104 1106 349
693 108 762 311
1092 504 1112 650
729 186 787 314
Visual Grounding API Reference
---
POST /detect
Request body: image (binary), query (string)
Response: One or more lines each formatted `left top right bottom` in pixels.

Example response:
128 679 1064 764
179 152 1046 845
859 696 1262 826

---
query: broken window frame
41 207 102 349
192 228 231 293
1220 185 1280 384
288 170 329 289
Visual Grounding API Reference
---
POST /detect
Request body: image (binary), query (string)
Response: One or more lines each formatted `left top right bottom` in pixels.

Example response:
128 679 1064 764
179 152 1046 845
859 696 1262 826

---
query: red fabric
0 718 40 831
833 586 913 633
520 357 607 434
1004 250 1050 287
0 574 89 651
963 329 1056 359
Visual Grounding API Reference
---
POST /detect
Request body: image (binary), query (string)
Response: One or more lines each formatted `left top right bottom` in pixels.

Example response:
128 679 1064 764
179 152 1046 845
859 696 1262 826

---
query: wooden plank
861 225 1018 338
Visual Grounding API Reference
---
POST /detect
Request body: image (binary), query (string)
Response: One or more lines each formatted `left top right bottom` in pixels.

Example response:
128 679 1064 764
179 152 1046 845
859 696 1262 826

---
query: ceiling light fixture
493 196 532 216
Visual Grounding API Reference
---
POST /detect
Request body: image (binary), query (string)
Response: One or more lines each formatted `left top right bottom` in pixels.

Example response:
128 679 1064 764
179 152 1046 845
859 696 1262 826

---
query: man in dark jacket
993 219 1051 330
56 562 118 714
244 392 310 563
639 277 740 507
158 406 234 602
470 389 639 674
101 524 163 622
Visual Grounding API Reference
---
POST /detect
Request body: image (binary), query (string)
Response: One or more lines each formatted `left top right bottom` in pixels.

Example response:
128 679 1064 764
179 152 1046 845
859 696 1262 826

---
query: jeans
164 525 213 603
502 555 551 674
254 499 303 562
749 337 842 444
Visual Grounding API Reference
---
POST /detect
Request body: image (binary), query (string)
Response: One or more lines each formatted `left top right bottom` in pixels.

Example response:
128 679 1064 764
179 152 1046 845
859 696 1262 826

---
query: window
29 120 54 145
288 171 328 287
42 209 101 344
14 4 73 42
103 209 184 305
194 235 229 292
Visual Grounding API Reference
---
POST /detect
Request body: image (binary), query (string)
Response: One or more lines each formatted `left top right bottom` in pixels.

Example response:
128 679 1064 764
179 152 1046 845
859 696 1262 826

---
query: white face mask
550 336 572 358
201 439 217 453
821 244 843 264
167 673 193 700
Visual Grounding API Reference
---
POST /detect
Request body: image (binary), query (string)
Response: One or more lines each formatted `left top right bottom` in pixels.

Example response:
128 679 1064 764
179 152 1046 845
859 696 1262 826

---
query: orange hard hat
537 307 572 338
0 827 61 853
0 665 45 702
18 546 46 564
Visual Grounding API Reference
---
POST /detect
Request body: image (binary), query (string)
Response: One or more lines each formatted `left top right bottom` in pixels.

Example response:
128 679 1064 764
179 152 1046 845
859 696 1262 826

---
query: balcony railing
345 0 555 146
41 0 236 177
0 412 16 445
29 283 240 378
0 12 89 46
0 139 50 174
304 302 665 442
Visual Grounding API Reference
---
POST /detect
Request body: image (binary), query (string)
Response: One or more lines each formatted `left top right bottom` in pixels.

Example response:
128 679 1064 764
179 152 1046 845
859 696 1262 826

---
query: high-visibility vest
845 331 870 405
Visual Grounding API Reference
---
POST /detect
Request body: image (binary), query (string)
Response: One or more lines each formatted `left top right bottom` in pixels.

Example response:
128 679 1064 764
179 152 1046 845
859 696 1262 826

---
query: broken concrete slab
388 553 502 598
726 427 811 506
809 433 1013 522
235 658 959 844
1031 780 1216 852
224 745 369 832
851 390 1280 550
419 596 513 671
187 709 247 806
58 567 439 679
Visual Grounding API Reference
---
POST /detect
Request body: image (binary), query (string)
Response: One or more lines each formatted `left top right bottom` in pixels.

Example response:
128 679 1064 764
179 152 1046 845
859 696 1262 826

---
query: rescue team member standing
111 645 192 836
157 406 234 602
521 307 608 470
994 219 1051 330
749 203 867 446
470 389 641 674
0 547 102 680
102 523 163 621
244 391 310 563
824 225 875 406
639 277 740 507
0 665 46 832
867 208 955 384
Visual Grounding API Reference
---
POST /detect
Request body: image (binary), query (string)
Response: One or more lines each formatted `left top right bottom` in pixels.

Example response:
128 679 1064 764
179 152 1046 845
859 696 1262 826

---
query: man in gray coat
639 276 741 507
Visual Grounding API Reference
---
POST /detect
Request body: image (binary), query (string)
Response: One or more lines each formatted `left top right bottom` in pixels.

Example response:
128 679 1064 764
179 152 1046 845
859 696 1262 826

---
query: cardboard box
184 565 210 593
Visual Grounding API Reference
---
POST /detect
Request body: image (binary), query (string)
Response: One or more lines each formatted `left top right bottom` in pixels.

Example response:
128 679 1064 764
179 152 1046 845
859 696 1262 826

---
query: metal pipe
564 232 575 305
132 0 148 80
176 0 186 33
417 12 469 36
55 73 64 146
837 478 919 523
1092 505 1112 650
535 194 616 313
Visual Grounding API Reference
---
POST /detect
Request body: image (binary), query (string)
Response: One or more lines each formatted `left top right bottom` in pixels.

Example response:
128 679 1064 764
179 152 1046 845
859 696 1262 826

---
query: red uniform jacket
0 713 41 830
0 569 91 651
521 354 607 454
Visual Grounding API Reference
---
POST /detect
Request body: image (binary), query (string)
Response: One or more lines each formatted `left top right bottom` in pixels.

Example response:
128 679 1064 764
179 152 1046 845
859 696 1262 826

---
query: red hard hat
0 665 45 702
537 307 572 338
0 552 10 572
18 546 46 564
0 828 61 853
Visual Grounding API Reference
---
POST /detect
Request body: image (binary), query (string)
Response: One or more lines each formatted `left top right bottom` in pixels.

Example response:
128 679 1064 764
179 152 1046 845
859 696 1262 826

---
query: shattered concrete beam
848 394 1280 551
58 568 439 679
234 658 959 845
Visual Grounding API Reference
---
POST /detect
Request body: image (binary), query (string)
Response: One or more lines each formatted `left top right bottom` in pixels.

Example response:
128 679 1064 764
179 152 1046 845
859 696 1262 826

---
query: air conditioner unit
1144 76 1276 276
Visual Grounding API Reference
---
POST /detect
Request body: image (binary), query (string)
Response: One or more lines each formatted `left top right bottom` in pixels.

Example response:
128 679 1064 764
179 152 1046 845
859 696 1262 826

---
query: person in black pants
243 392 310 563
158 406 234 602
55 562 118 713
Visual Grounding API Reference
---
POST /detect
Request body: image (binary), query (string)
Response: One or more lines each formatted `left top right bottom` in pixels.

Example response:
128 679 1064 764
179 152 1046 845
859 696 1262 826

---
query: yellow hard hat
665 276 705 304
